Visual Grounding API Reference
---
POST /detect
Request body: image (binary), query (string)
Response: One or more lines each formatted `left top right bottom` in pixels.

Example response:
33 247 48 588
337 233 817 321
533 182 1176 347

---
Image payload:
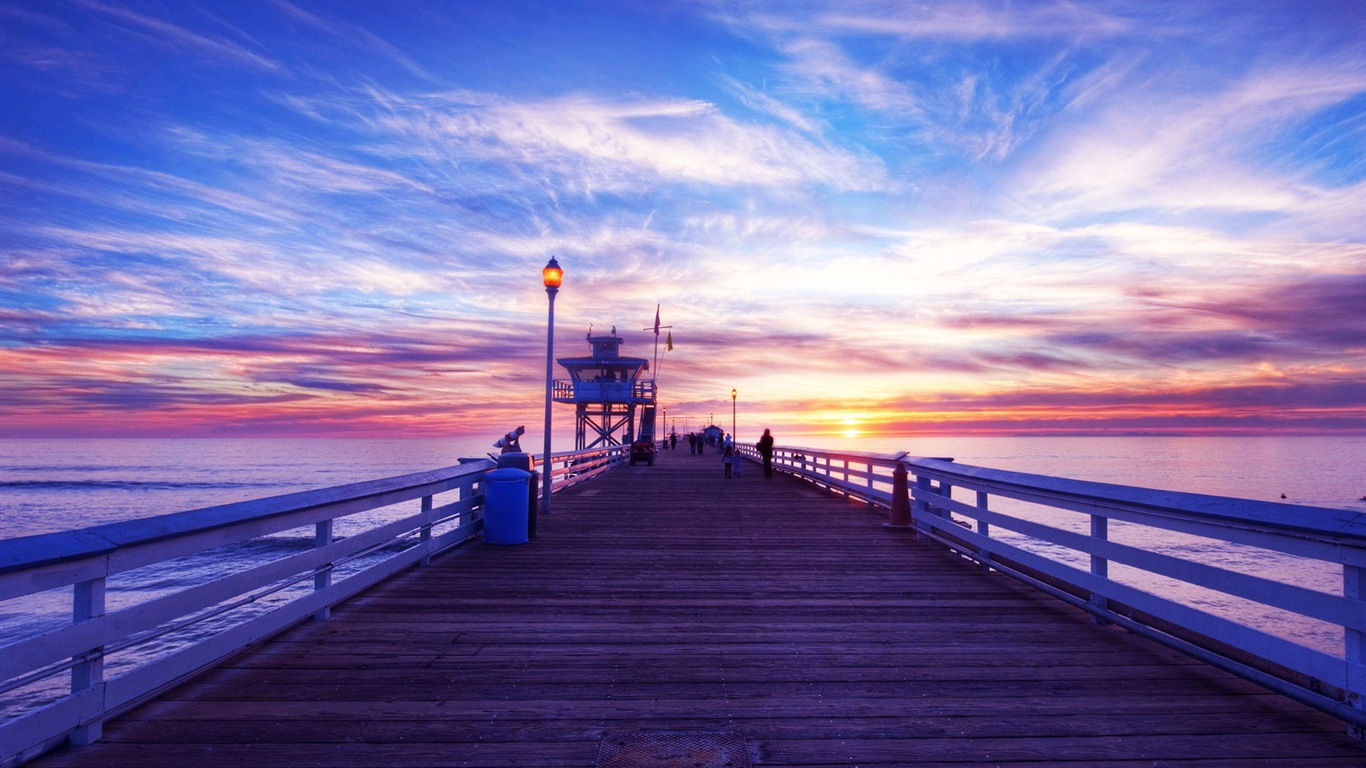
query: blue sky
2 0 1364 438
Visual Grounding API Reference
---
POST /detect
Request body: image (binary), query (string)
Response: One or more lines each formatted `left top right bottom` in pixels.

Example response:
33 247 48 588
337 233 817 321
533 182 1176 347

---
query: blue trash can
484 467 531 545
497 452 537 539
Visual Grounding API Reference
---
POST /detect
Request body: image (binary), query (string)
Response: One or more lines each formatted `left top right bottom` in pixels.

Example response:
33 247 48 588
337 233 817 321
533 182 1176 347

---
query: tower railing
551 379 656 404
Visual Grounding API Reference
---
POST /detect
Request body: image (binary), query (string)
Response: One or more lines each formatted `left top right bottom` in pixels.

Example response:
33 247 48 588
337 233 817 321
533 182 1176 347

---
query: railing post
70 577 106 746
914 474 932 535
865 461 875 507
1348 563 1364 740
884 462 911 530
313 520 333 621
419 495 434 567
975 490 991 570
1090 515 1110 625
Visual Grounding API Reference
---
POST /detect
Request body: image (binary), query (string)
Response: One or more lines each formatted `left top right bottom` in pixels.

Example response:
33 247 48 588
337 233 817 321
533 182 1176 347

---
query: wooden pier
27 448 1364 767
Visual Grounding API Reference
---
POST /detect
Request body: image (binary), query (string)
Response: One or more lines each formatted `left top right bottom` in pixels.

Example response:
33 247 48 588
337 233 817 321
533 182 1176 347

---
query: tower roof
557 327 648 371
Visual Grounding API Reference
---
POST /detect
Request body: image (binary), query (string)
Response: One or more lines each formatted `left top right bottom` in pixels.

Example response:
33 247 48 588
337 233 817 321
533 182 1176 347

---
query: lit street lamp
731 388 737 442
541 258 562 516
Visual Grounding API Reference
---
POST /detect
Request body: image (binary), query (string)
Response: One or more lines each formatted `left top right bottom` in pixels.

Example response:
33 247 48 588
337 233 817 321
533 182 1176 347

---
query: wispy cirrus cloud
1 0 1362 439
68 0 280 72
1020 60 1366 220
266 0 435 82
706 0 1135 41
359 90 890 194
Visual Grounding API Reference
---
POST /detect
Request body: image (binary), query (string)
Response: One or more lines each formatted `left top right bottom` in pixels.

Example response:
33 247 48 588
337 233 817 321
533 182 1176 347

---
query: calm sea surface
0 436 497 539
2 435 1362 538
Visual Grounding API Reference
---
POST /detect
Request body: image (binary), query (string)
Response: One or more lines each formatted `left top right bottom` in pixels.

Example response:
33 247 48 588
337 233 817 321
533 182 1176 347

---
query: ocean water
0 437 499 539
5 435 1360 540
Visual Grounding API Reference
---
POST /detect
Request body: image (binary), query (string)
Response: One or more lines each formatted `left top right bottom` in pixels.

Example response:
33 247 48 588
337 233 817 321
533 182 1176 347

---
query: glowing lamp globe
542 258 563 289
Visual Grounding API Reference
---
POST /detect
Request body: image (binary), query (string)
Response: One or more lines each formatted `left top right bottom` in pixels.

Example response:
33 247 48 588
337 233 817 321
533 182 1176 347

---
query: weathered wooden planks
28 449 1364 767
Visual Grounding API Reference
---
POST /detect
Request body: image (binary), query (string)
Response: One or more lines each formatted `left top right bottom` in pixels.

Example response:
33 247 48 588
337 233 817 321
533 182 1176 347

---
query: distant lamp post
541 257 562 515
731 388 737 441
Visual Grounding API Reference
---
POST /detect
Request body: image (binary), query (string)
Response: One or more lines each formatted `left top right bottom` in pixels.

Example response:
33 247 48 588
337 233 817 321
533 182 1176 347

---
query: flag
666 331 673 351
653 304 660 336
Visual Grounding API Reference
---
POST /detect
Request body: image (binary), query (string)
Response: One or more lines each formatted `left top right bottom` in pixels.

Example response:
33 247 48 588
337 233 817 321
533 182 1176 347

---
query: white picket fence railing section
741 444 1366 736
0 446 625 766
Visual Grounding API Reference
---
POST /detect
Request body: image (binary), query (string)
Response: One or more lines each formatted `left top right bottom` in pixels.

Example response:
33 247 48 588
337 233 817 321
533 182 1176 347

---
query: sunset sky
2 0 1364 440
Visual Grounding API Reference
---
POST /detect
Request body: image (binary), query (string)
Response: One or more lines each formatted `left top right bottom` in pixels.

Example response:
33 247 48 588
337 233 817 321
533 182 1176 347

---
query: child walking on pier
722 443 734 478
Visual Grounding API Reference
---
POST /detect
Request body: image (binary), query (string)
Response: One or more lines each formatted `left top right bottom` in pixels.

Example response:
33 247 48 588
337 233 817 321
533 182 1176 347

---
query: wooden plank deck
30 447 1365 767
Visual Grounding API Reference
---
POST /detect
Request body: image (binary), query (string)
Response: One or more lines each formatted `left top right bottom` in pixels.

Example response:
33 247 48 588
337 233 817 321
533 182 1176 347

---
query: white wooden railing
0 445 625 766
746 444 1366 736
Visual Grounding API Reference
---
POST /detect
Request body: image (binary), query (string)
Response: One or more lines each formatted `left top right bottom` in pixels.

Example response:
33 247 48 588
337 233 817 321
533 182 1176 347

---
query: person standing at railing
756 428 775 479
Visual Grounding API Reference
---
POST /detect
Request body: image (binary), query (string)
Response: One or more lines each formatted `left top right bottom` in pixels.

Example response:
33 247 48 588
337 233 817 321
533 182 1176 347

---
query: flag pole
644 306 676 445
655 333 670 379
651 304 660 378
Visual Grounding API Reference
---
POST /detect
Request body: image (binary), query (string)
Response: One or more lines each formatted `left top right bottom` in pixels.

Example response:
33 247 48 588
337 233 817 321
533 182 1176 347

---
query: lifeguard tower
552 327 657 450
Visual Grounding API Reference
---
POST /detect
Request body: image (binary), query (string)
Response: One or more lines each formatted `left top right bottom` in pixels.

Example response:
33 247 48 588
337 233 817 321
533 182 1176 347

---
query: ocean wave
0 479 282 491
2 465 162 473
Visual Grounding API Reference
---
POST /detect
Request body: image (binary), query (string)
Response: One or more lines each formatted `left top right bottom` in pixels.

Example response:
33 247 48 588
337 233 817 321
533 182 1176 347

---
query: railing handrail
0 462 490 579
762 444 1366 735
908 457 1366 550
756 445 1366 551
0 445 627 765
761 443 907 463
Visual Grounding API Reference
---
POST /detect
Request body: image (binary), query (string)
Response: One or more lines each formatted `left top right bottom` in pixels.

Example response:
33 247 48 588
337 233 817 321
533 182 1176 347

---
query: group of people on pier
670 428 776 480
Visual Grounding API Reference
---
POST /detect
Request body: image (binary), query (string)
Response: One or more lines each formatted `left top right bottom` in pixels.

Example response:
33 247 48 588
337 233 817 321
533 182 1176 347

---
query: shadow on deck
30 447 1364 767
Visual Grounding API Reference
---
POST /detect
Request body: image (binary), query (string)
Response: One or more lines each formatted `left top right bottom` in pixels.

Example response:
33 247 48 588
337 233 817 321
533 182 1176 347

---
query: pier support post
883 462 912 531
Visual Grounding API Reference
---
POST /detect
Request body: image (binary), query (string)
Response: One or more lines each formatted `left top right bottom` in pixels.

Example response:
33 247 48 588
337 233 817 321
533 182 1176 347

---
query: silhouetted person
756 428 775 479
724 434 740 477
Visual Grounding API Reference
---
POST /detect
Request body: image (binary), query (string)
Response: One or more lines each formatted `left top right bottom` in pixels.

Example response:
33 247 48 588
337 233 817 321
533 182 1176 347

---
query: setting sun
841 417 863 439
